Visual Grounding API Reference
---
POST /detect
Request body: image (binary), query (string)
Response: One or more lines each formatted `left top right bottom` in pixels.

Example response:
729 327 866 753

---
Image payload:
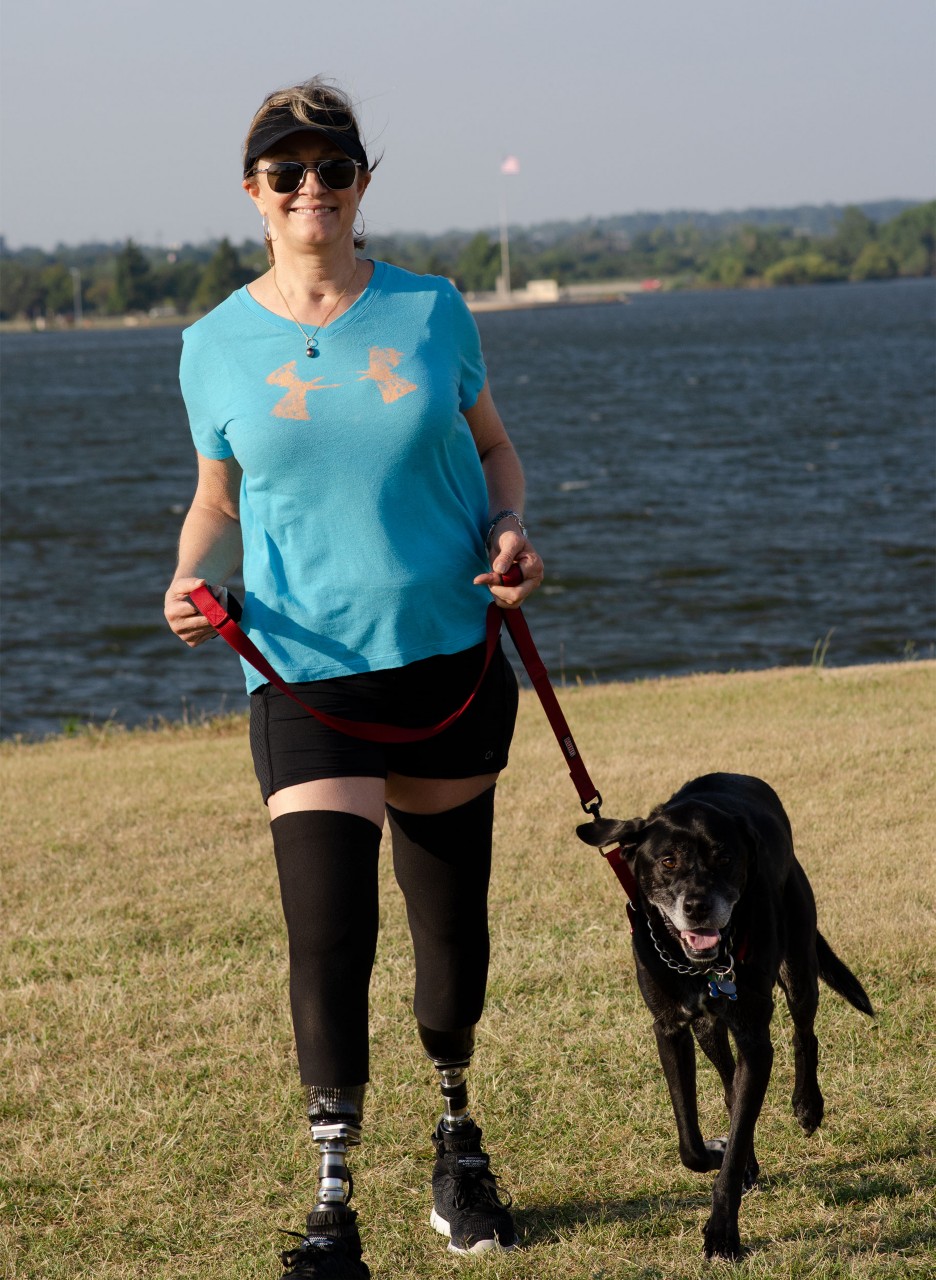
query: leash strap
604 847 640 907
501 608 602 815
501 607 638 903
188 584 503 744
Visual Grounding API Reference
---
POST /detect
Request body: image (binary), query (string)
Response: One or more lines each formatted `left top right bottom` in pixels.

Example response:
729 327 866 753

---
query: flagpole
499 191 511 299
498 155 519 300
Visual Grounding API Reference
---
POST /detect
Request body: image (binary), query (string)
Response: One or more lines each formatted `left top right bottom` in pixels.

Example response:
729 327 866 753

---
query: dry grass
2 662 934 1278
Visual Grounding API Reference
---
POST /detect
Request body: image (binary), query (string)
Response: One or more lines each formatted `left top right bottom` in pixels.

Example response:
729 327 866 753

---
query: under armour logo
358 347 418 404
267 361 340 420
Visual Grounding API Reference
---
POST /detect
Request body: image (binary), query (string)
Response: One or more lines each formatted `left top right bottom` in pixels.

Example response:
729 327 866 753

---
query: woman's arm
164 452 244 647
465 381 544 607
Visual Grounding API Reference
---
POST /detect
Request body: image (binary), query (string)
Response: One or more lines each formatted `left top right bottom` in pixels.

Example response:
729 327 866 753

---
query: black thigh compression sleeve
271 810 382 1086
387 786 495 1032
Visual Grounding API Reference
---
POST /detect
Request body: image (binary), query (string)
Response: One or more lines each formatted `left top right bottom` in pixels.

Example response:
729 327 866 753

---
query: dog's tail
817 933 875 1016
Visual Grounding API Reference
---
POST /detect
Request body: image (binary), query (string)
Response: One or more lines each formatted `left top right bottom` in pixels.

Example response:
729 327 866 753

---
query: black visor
244 104 368 175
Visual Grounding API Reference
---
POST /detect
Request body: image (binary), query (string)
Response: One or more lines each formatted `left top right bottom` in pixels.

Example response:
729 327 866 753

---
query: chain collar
644 911 738 999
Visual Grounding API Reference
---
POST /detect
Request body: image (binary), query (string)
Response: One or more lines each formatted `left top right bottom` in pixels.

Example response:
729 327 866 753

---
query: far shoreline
5 274 932 335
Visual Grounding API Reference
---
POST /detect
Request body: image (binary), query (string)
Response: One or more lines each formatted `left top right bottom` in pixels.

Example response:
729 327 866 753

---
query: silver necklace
272 264 357 358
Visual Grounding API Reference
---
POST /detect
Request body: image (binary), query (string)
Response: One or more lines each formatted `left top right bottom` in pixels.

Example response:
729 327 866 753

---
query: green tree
702 250 749 288
879 201 935 276
730 225 800 275
86 272 116 315
39 263 75 315
849 242 898 281
764 253 845 286
453 233 500 292
827 206 876 268
110 239 153 313
149 258 202 314
193 238 251 312
0 261 43 319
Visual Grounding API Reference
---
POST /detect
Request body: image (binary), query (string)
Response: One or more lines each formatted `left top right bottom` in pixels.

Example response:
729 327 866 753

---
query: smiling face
243 130 370 254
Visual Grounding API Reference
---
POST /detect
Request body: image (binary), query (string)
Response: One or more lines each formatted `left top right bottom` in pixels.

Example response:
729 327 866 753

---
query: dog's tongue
681 929 720 952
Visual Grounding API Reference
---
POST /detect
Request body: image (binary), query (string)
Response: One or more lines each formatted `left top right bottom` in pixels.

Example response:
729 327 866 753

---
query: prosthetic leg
270 810 379 1279
280 1084 369 1278
388 792 517 1254
420 1023 518 1254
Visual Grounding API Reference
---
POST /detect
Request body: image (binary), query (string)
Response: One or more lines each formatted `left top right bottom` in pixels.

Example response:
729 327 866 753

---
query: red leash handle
188 568 599 795
187 584 505 744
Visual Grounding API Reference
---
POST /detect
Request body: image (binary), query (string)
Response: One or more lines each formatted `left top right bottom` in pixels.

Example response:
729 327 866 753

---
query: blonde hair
244 77 373 264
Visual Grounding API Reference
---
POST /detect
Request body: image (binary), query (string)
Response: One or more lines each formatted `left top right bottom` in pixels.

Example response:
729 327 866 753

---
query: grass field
2 661 934 1279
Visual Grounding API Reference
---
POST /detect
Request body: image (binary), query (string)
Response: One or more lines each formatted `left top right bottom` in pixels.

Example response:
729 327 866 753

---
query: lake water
1 278 933 739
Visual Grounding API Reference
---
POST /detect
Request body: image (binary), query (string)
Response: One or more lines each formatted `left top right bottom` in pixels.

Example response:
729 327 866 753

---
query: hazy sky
1 0 933 251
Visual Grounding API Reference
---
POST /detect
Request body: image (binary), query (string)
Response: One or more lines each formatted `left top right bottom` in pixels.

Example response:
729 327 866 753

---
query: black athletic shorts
249 640 519 804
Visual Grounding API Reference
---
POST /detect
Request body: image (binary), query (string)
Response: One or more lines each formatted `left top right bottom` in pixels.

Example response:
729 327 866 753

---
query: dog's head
577 801 757 964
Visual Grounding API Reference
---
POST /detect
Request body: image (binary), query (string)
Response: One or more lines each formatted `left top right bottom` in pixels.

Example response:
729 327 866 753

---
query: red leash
188 584 505 744
188 571 637 902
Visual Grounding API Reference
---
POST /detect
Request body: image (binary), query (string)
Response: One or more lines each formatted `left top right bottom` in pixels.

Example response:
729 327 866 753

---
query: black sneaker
430 1120 518 1254
280 1206 370 1278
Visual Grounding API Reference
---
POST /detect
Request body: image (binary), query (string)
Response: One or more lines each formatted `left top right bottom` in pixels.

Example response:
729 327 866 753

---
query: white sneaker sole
430 1209 518 1254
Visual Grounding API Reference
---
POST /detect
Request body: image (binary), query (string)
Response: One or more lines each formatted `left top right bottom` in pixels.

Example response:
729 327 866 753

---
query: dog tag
709 977 737 1000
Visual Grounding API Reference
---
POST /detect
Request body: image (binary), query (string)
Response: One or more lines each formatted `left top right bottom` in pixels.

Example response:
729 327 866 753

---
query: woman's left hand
473 531 544 608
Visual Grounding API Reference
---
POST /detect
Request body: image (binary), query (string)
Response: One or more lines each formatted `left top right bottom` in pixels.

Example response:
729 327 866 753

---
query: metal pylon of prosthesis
309 1119 362 1209
418 1023 476 1132
308 1084 365 1210
435 1060 473 1130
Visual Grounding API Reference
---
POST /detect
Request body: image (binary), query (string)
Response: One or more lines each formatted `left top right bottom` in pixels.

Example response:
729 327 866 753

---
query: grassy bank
2 662 934 1279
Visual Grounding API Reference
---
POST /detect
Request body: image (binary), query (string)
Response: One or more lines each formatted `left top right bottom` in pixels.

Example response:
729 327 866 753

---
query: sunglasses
250 158 363 193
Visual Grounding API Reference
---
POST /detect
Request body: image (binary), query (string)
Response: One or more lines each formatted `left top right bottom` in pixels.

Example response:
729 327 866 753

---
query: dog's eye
660 854 677 869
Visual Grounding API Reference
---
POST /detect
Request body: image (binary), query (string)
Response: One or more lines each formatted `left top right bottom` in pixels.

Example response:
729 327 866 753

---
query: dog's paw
703 1215 742 1261
793 1089 824 1135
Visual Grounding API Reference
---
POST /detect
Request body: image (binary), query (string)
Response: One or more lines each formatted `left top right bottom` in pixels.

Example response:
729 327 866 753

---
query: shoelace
450 1166 513 1213
280 1229 340 1270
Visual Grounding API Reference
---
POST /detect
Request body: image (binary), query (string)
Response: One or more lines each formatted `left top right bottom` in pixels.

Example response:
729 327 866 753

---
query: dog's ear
576 816 646 849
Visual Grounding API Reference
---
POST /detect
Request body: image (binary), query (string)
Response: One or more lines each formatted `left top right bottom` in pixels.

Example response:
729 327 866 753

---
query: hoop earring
262 213 278 243
353 210 366 239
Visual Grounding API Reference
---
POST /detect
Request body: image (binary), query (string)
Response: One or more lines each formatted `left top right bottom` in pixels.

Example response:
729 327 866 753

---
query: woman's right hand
164 576 221 647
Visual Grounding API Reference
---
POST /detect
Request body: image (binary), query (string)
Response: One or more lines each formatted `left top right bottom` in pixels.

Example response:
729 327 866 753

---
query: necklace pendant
305 338 319 358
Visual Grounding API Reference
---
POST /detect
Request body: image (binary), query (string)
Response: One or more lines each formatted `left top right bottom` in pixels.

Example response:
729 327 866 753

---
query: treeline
0 239 265 324
1 201 932 323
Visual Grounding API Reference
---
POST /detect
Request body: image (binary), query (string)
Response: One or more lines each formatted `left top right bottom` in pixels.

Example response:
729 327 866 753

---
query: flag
500 155 520 175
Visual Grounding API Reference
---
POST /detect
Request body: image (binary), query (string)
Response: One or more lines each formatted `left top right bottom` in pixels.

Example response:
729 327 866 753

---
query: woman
164 77 542 1279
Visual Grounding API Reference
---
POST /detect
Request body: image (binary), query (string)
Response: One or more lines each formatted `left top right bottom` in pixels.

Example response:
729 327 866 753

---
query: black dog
577 772 873 1261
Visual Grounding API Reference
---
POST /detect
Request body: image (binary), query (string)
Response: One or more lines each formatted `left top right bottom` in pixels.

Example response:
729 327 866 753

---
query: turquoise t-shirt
179 261 492 692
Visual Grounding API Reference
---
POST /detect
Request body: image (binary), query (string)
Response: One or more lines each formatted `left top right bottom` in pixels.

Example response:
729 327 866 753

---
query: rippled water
2 278 933 738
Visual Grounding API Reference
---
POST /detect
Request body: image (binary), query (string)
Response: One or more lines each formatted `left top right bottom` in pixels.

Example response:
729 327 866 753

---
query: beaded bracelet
485 508 527 551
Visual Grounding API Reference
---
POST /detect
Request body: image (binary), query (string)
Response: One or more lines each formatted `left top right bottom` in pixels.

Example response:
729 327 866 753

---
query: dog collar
644 912 739 1000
